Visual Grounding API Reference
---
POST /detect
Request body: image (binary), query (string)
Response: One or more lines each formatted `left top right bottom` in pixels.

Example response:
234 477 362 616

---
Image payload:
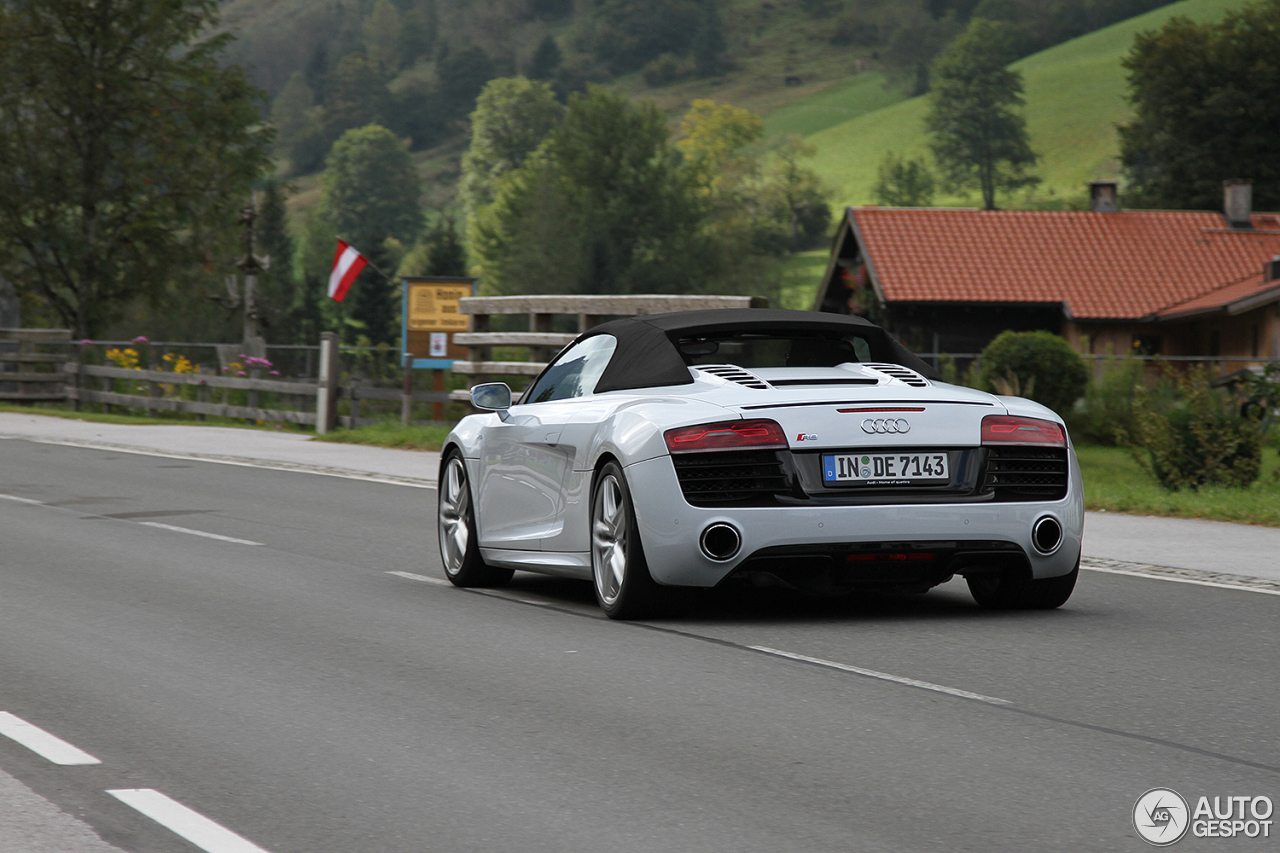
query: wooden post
247 367 260 414
16 335 30 400
148 377 161 418
196 379 208 422
401 353 413 426
349 377 361 425
316 331 339 434
432 369 445 422
70 347 82 412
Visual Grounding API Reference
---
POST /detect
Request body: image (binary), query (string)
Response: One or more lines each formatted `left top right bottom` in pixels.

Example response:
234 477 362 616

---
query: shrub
977 330 1088 417
1127 364 1263 491
641 52 689 87
1070 356 1145 446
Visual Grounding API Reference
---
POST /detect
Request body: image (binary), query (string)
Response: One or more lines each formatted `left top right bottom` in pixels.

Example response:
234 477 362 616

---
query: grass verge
1077 444 1280 527
0 402 308 432
309 421 453 452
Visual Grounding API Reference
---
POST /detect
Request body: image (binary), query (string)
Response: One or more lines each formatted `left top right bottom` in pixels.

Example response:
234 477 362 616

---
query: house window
1209 329 1221 357
1132 334 1162 356
1252 324 1260 357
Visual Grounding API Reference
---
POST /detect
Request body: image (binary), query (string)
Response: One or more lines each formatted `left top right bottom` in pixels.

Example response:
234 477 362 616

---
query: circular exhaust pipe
1031 516 1063 555
700 523 742 562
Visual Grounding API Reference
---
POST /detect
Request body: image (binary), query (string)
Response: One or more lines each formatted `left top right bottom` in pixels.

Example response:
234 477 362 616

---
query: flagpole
360 257 396 283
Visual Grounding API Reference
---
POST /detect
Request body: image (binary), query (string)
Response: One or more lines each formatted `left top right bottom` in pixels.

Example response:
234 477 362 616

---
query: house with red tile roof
813 182 1280 366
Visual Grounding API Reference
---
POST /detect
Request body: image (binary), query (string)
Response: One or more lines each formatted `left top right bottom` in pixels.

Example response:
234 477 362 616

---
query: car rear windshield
674 332 874 369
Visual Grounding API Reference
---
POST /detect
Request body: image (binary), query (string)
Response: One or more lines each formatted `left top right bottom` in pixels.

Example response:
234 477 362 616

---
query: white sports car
438 309 1083 619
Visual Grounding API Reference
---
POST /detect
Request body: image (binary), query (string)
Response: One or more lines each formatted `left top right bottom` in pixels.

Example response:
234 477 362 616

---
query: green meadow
789 0 1244 206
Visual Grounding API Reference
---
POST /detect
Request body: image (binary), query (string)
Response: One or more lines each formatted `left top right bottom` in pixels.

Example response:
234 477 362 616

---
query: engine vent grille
982 447 1069 501
695 365 772 389
861 363 930 387
672 450 788 506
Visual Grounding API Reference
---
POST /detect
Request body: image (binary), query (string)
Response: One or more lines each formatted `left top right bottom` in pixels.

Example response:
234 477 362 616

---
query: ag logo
1134 788 1190 846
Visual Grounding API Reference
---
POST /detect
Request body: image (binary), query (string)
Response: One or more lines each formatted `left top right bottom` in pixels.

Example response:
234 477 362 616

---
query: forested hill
218 0 1180 179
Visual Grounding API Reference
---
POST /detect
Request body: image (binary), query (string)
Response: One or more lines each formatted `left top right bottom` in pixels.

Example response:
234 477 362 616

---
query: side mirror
470 382 512 411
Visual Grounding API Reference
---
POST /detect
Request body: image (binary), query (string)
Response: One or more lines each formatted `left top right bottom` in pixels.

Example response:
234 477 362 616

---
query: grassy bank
310 421 453 452
0 402 307 432
1077 445 1280 527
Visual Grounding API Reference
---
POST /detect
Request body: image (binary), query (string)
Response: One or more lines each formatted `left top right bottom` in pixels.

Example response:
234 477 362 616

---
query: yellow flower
105 347 140 369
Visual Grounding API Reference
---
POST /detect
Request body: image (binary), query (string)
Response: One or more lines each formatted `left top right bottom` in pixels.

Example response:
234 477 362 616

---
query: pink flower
78 339 93 345
236 370 246 376
132 336 149 344
268 370 280 376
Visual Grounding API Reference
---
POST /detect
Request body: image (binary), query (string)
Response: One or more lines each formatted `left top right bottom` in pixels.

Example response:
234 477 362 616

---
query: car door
475 334 618 550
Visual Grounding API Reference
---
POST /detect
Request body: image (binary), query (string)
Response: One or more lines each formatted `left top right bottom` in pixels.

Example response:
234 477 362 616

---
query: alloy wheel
439 457 471 576
592 474 627 605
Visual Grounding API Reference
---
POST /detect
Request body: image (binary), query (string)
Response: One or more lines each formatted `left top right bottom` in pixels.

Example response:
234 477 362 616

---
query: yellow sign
407 281 470 331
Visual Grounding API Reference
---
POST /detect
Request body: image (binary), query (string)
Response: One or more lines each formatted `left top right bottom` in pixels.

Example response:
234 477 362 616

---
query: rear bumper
625 451 1084 588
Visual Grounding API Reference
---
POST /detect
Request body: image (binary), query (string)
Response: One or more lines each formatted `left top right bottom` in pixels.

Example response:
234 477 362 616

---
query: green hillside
761 72 907 140
801 0 1244 207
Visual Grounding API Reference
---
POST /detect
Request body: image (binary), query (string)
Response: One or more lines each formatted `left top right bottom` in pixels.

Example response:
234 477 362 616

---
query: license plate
822 452 949 486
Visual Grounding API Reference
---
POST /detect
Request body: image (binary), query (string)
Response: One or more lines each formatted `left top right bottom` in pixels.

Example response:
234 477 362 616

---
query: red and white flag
328 239 368 302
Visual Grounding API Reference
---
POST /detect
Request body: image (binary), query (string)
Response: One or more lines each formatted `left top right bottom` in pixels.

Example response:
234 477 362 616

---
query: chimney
1266 255 1280 282
1224 180 1253 229
1089 180 1119 212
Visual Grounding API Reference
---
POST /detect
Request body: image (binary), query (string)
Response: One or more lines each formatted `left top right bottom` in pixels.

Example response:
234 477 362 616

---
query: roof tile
850 208 1280 319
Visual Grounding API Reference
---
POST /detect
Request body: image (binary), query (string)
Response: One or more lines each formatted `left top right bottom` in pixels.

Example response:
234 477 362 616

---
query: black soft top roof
578 309 939 394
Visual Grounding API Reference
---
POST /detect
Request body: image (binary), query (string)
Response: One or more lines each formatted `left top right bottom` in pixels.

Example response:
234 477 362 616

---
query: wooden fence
450 294 767 402
0 328 71 403
45 327 450 427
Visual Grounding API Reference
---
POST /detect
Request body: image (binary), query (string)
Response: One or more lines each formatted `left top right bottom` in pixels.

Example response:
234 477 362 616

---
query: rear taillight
981 415 1066 447
664 419 787 454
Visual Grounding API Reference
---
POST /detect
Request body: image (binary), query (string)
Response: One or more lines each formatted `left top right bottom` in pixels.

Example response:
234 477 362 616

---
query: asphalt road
1 436 1277 852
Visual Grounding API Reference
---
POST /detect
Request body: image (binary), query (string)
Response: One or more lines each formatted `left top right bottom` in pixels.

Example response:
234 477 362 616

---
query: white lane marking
137 522 262 546
749 646 1013 706
1081 561 1280 597
0 712 101 765
0 493 43 504
108 789 272 853
387 571 450 586
1 436 435 490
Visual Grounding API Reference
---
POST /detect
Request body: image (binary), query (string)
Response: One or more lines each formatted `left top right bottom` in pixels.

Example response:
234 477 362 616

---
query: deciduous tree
924 18 1038 210
321 125 422 343
0 0 272 338
872 151 937 207
1119 1 1280 210
459 78 563 216
471 86 709 295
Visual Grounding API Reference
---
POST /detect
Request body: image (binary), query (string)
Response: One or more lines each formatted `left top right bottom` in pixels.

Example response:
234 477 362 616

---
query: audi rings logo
861 418 911 435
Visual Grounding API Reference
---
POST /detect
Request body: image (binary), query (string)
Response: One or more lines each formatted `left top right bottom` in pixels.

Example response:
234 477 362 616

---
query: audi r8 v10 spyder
437 309 1083 619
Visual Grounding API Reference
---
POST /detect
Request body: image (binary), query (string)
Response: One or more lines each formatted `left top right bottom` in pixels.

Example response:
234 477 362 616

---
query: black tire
967 557 1079 610
590 461 663 619
437 451 513 588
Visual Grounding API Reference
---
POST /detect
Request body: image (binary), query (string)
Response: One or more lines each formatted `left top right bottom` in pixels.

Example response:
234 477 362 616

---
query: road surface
1 428 1276 851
